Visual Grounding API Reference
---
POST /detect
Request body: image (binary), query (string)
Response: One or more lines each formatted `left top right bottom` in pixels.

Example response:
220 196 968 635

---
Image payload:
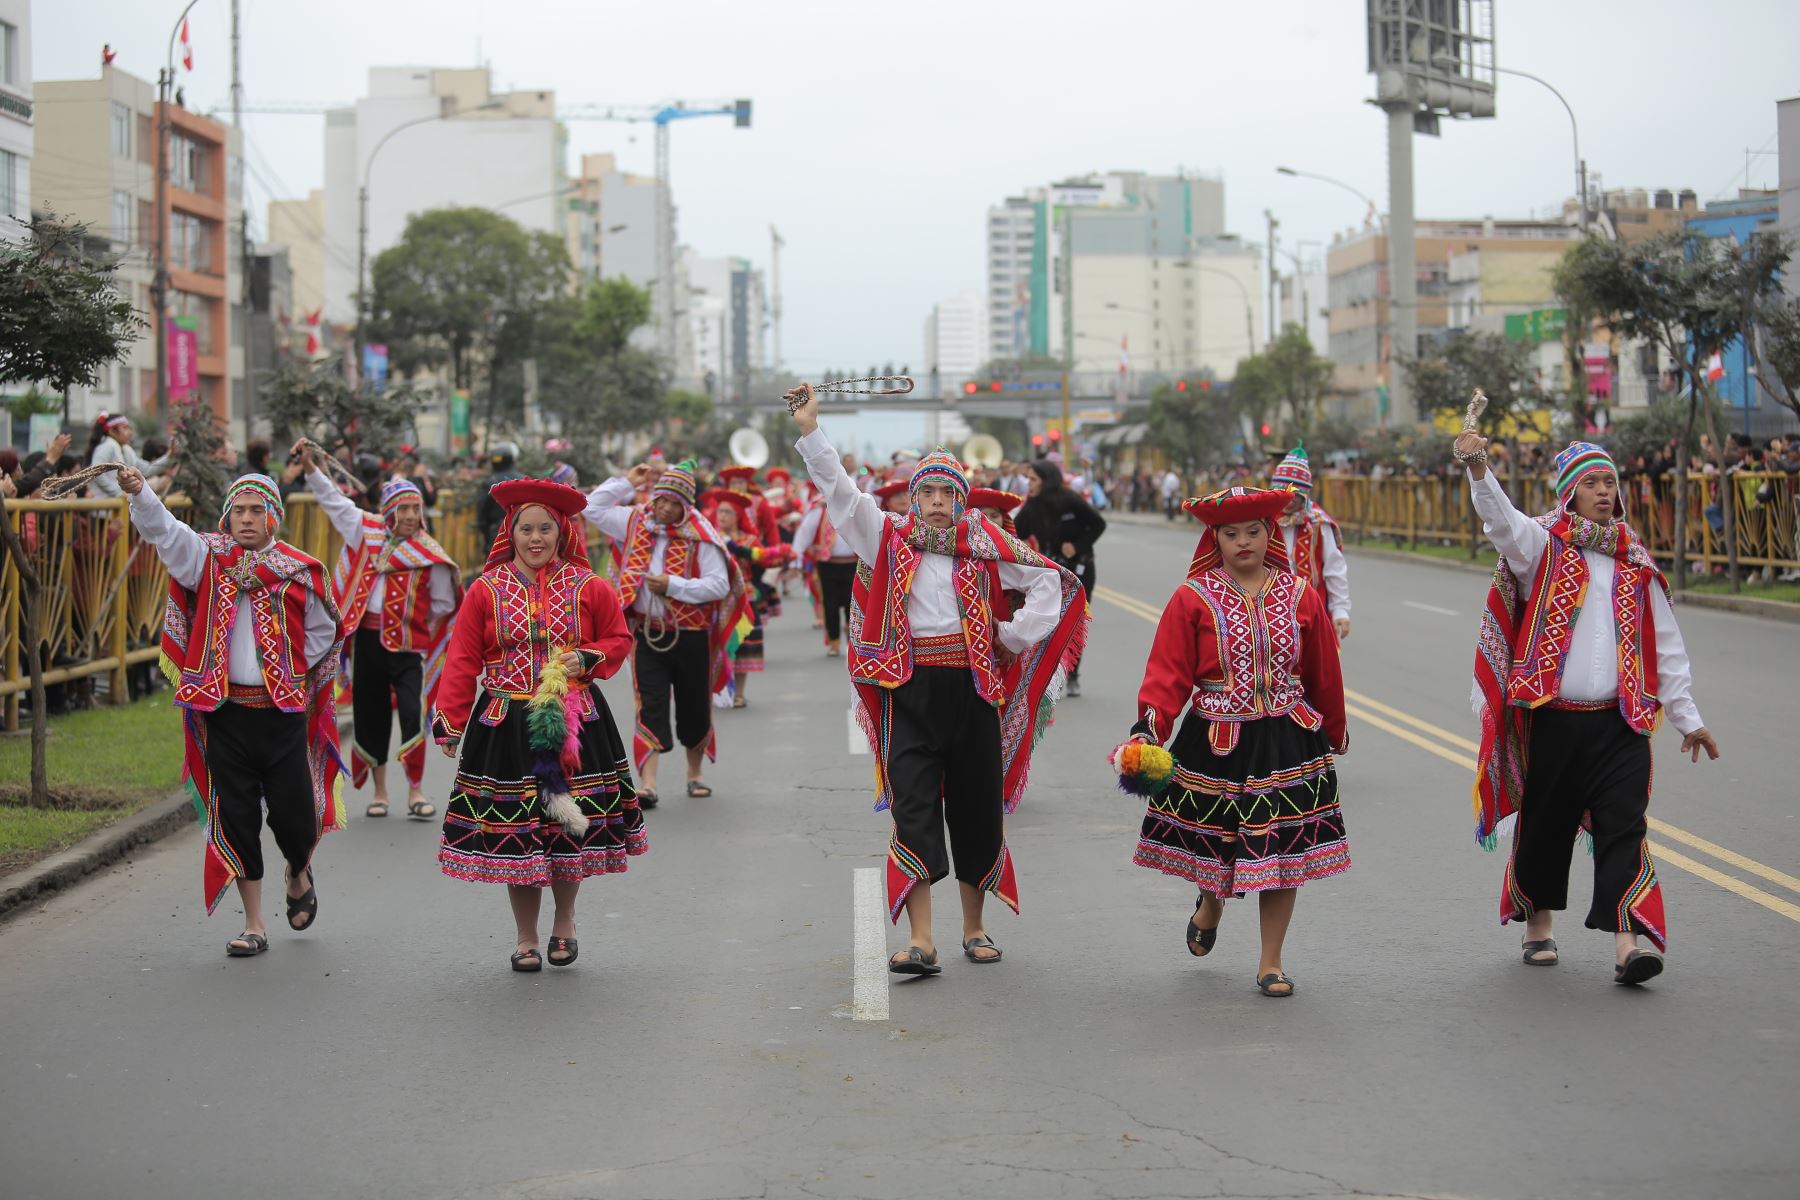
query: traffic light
1200 380 1212 391
1031 433 1045 447
1176 379 1188 393
1260 423 1272 436
1047 427 1062 441
963 381 978 395
989 380 1002 392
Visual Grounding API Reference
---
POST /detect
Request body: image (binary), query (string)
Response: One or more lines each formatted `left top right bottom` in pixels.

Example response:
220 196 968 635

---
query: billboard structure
1367 0 1496 420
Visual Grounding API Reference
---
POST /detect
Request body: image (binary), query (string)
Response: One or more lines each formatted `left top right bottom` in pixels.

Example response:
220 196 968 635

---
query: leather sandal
406 798 436 820
365 799 389 818
510 947 543 973
226 932 268 958
284 868 317 932
888 946 942 976
1187 897 1219 958
962 935 1002 964
1521 938 1559 966
1256 972 1296 998
547 936 578 967
1615 948 1664 986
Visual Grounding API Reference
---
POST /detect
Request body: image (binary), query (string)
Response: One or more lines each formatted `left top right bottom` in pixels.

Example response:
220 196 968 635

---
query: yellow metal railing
1315 471 1800 573
1 490 611 729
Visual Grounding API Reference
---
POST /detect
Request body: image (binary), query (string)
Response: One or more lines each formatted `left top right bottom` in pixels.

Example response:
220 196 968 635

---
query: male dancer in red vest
789 385 1088 974
1456 433 1720 985
118 466 345 957
301 446 461 818
1270 445 1350 640
584 460 747 804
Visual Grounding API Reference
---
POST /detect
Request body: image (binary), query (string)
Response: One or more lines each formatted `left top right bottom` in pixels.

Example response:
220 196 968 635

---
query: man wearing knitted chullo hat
1270 444 1351 641
298 442 461 821
1455 431 1720 986
583 459 748 805
789 384 1089 975
116 465 346 959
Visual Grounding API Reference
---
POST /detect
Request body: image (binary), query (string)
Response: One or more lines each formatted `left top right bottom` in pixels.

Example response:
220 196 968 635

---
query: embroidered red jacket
431 558 632 743
168 536 334 714
1135 568 1347 754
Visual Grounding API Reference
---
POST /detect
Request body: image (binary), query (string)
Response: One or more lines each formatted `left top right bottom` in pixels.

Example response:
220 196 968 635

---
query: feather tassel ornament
528 651 589 836
1108 739 1175 797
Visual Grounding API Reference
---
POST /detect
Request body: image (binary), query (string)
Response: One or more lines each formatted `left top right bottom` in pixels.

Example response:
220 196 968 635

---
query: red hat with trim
717 465 757 484
764 466 793 486
484 478 591 571
967 487 1023 515
701 486 755 529
1181 486 1292 578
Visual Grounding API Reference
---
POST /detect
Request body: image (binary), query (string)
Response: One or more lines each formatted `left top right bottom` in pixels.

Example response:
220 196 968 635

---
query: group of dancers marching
104 390 1718 990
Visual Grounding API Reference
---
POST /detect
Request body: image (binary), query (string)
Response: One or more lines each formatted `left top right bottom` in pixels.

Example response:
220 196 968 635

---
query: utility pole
154 0 202 418
231 0 254 435
1264 209 1279 350
769 225 784 378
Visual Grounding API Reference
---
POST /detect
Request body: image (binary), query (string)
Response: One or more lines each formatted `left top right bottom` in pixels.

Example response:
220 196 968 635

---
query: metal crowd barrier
1 490 609 729
1313 470 1800 574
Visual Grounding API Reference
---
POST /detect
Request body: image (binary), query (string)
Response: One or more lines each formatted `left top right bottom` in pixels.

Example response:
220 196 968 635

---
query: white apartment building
0 0 31 235
683 249 767 403
985 197 1034 364
923 290 986 397
322 67 564 325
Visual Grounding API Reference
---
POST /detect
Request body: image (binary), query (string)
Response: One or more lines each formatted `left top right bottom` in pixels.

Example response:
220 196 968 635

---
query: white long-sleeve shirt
1280 519 1351 621
87 438 169 498
306 469 455 618
128 487 337 685
796 428 1062 654
582 478 731 618
791 503 856 560
1469 470 1703 735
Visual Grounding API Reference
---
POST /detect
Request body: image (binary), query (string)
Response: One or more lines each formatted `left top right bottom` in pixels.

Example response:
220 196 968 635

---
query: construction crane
224 97 753 373
559 101 753 373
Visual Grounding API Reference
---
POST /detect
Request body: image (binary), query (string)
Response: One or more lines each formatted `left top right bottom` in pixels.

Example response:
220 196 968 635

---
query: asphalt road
2 514 1796 1200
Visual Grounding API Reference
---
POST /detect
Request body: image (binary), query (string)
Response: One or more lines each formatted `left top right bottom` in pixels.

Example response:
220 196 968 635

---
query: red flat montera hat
1181 486 1290 526
490 477 587 518
764 466 792 485
717 465 758 483
967 487 1023 514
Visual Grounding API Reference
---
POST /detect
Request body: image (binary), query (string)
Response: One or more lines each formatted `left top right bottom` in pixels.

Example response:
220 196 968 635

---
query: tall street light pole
355 101 504 367
1275 166 1379 225
153 0 203 417
1434 57 1586 231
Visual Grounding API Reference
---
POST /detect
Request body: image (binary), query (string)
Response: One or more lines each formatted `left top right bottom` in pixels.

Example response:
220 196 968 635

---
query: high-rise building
322 67 564 325
924 291 987 397
985 171 1233 376
0 0 32 237
35 65 242 427
684 251 766 405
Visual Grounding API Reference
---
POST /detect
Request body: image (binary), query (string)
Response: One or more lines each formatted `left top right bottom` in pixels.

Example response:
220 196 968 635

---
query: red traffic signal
1260 423 1272 436
1047 427 1062 441
1200 380 1212 391
989 380 1002 392
1030 433 1045 447
1176 379 1188 392
963 381 978 395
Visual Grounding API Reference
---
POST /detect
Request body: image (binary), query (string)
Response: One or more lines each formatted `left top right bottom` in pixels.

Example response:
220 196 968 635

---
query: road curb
0 791 194 923
0 712 359 924
1343 543 1800 625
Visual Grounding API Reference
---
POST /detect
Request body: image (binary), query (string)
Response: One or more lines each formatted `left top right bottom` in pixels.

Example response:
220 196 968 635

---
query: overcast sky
34 0 1800 380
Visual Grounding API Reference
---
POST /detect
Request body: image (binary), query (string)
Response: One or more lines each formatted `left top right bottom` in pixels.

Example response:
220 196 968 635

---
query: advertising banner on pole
167 316 198 400
363 344 389 393
449 389 471 456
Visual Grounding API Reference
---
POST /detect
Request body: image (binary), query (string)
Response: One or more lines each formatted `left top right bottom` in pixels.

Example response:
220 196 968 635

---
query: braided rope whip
785 375 914 413
297 438 367 494
39 463 121 501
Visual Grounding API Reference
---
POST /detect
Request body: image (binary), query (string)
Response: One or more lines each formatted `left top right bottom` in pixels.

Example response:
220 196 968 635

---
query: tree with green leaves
1733 232 1800 426
1146 381 1227 475
1261 324 1335 440
0 215 143 809
1399 330 1547 433
259 356 430 469
1229 354 1280 453
1553 229 1788 589
536 277 665 460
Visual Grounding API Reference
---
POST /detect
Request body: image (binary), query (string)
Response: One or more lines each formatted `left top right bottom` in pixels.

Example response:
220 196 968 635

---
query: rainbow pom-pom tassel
1108 740 1174 797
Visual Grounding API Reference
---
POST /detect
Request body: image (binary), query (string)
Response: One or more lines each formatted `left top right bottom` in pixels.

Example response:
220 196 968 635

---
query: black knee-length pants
350 627 422 766
817 560 857 643
1507 706 1658 937
884 666 1004 888
634 628 713 752
205 702 318 883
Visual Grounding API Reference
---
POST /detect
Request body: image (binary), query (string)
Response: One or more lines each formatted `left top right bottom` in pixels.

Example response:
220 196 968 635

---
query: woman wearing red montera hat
1119 486 1350 998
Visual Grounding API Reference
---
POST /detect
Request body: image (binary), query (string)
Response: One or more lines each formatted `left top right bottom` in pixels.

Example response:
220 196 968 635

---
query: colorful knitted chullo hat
908 447 968 500
651 458 700 509
218 473 285 534
1553 441 1617 511
1271 443 1313 495
379 478 423 525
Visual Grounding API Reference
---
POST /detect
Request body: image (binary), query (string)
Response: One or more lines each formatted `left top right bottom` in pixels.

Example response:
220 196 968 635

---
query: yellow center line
1095 585 1800 921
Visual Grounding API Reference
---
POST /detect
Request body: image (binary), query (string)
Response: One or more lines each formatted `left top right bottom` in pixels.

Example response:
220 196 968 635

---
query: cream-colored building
267 189 328 318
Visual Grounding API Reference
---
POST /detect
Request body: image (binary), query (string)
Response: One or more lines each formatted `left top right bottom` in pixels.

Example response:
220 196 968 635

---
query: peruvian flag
304 307 322 357
1706 351 1725 383
180 18 193 71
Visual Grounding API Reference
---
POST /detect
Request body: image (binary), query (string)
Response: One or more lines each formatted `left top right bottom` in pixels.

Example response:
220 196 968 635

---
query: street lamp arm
1275 166 1378 214
165 0 202 74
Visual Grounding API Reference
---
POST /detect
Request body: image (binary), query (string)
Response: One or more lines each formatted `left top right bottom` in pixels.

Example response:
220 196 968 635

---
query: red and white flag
179 19 193 71
304 307 322 357
1706 351 1725 382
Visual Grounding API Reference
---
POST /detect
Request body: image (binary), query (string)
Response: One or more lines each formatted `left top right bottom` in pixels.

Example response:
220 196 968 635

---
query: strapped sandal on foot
888 947 942 976
1187 897 1219 958
686 780 713 798
731 695 747 709
547 936 579 967
962 935 1002 964
406 798 436 820
637 790 659 810
284 869 317 932
1615 948 1664 986
511 948 543 973
226 932 268 958
1522 938 1559 966
365 800 389 818
1256 972 1296 998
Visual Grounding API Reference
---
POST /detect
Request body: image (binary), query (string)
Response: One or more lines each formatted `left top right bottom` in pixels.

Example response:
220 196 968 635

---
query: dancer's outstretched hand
116 467 145 496
1681 727 1720 762
786 383 819 435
